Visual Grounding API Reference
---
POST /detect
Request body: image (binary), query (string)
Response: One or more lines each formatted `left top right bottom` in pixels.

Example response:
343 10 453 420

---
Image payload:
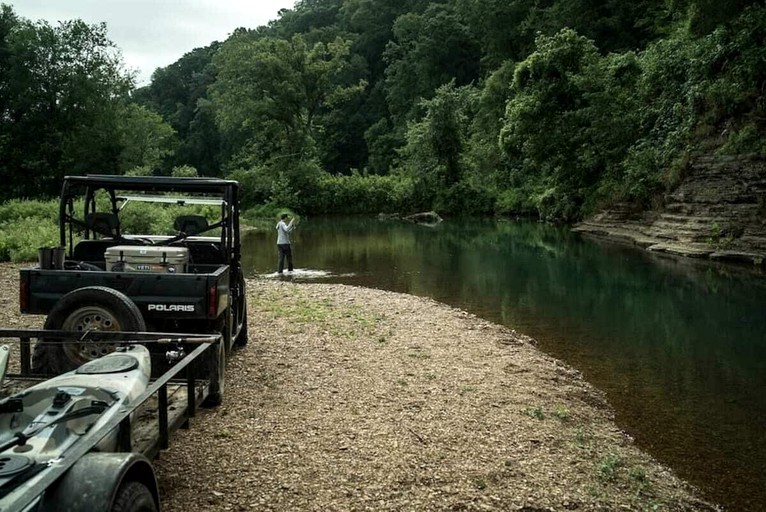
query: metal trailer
0 328 223 512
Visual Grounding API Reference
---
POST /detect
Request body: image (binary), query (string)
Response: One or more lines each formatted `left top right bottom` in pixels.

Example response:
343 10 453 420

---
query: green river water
241 217 766 511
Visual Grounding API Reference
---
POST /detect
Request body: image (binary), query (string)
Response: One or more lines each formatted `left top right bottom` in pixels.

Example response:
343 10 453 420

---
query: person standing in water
276 213 296 274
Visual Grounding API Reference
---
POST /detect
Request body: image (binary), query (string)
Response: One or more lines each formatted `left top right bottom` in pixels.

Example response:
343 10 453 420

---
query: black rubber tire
234 296 248 348
111 480 157 512
202 312 229 407
233 270 248 348
32 286 146 375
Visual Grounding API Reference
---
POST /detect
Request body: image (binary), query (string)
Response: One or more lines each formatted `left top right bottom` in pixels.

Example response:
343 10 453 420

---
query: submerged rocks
402 211 443 225
378 211 444 226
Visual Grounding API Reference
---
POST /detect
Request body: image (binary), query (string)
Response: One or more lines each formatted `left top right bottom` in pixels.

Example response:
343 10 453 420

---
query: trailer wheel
111 480 157 512
37 453 159 512
32 286 146 374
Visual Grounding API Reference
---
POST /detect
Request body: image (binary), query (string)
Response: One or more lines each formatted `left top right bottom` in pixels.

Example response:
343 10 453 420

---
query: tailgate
20 266 229 320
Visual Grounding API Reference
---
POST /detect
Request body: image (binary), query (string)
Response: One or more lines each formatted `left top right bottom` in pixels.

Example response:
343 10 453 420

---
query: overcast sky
8 0 297 85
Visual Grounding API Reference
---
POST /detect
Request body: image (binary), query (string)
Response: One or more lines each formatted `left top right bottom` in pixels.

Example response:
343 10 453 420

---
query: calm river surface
242 217 766 511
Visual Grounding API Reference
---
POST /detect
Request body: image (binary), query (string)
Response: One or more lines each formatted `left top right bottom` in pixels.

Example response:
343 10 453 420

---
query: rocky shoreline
574 153 766 267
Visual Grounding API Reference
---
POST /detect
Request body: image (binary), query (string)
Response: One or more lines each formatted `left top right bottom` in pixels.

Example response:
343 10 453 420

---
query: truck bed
20 264 230 320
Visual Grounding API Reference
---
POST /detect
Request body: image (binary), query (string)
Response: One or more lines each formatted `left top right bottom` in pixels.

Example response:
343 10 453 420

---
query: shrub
434 182 495 216
0 199 61 262
171 165 199 177
309 172 414 214
0 217 60 262
119 203 220 235
496 188 537 217
227 167 274 208
532 185 580 222
721 123 766 155
0 199 59 224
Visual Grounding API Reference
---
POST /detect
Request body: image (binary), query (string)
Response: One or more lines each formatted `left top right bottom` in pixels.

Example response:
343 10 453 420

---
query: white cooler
104 245 189 273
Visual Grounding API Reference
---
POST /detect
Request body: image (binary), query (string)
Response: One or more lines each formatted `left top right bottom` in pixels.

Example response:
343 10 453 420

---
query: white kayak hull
0 345 151 464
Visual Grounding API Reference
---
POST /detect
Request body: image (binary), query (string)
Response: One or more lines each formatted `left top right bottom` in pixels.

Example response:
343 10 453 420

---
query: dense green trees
2 1 764 219
209 32 366 208
383 4 481 123
116 104 177 175
398 82 488 213
133 45 221 176
497 30 645 219
0 4 180 199
0 6 131 198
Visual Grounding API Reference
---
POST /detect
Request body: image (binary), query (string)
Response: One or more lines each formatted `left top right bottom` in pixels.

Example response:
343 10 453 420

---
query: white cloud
8 0 297 85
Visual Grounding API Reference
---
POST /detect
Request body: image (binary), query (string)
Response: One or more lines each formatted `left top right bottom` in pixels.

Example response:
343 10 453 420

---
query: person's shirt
276 219 295 245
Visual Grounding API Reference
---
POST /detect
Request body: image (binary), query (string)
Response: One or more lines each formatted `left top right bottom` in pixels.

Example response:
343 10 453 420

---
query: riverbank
151 277 715 511
0 263 717 510
574 153 766 267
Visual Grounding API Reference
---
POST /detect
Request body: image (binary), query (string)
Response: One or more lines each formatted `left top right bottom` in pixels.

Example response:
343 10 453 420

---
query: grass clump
629 466 653 496
553 405 570 420
574 427 591 448
213 429 234 439
597 453 623 481
255 289 380 334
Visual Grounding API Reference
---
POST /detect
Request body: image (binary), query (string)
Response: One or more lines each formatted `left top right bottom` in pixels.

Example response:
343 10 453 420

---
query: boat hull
0 345 151 480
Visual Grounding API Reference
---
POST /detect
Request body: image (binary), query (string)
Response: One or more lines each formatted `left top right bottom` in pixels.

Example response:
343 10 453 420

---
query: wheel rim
61 306 121 366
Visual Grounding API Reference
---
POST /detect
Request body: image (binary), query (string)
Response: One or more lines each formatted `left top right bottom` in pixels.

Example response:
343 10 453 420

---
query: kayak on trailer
0 344 151 497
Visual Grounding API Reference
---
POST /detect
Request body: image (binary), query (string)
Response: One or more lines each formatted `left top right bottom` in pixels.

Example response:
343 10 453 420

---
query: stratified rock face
574 154 766 265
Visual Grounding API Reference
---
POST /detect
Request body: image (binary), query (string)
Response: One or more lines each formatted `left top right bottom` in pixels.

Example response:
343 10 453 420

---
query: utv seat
174 215 209 235
85 212 121 238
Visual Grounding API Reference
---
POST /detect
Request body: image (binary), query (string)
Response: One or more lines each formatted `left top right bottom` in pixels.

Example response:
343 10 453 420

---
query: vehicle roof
63 175 239 194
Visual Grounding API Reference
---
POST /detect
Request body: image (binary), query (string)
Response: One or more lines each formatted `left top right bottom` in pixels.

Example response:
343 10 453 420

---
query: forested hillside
2 0 764 220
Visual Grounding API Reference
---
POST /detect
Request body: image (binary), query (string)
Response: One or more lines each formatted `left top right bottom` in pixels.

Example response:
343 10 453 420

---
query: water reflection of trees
246 218 766 389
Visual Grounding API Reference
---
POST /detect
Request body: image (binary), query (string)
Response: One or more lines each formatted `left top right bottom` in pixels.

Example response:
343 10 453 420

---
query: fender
36 452 159 512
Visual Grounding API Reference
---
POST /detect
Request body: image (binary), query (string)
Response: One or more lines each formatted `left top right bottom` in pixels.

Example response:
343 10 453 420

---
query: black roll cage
58 175 241 266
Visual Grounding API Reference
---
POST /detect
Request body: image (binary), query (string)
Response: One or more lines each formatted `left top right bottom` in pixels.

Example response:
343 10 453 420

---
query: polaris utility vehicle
19 175 249 405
